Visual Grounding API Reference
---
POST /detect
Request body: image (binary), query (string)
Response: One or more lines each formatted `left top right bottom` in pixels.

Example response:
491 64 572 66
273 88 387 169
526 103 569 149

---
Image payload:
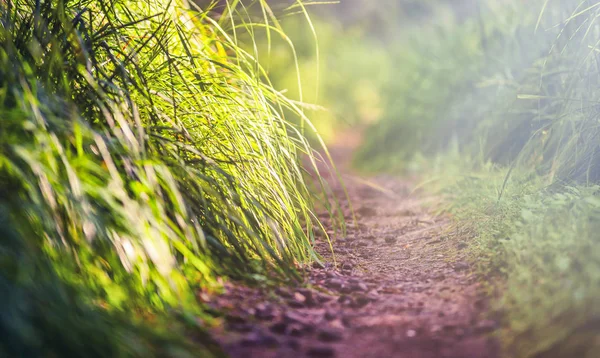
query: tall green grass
0 0 329 355
357 0 600 356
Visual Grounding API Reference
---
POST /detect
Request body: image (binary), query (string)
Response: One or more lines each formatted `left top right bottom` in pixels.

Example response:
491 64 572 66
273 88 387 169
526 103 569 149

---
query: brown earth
207 132 499 358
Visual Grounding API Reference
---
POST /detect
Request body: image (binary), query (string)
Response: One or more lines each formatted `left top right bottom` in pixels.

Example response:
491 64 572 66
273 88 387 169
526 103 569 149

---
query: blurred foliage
0 0 331 355
249 0 481 143
354 0 600 356
254 15 392 141
414 150 600 357
358 0 600 183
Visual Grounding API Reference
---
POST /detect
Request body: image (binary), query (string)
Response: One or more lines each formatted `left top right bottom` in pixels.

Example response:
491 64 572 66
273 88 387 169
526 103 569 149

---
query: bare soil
207 132 499 358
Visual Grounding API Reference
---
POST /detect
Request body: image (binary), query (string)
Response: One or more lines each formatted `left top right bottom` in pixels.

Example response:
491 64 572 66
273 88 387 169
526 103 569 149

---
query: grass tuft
0 0 331 354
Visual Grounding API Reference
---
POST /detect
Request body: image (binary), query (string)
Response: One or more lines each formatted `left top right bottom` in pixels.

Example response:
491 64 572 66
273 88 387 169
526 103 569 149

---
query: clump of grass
1 0 330 354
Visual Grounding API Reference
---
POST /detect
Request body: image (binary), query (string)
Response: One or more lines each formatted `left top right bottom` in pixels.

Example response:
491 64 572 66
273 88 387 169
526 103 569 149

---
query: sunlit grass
0 0 334 355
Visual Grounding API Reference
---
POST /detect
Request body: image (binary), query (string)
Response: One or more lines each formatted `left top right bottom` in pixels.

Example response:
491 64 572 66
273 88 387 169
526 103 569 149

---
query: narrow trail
209 133 499 358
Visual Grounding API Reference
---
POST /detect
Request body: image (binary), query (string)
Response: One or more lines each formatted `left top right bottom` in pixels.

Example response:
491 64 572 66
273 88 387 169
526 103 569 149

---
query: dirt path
208 133 499 358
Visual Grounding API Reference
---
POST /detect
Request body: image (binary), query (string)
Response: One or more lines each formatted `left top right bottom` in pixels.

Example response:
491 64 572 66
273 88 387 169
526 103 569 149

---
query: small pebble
284 311 311 326
454 262 470 271
384 236 397 244
240 332 279 347
255 303 276 318
270 322 287 335
229 323 254 333
307 346 336 357
324 310 337 321
294 292 307 303
476 319 498 333
317 293 335 303
351 294 372 308
288 323 307 337
354 282 368 292
341 262 354 270
288 299 305 308
357 206 376 217
225 314 246 325
327 278 344 289
299 289 318 306
337 295 353 306
276 287 293 298
287 339 301 351
317 328 343 342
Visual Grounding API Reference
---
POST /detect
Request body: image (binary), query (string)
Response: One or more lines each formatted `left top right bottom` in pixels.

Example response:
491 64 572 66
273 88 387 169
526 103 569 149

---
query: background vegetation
337 0 600 356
